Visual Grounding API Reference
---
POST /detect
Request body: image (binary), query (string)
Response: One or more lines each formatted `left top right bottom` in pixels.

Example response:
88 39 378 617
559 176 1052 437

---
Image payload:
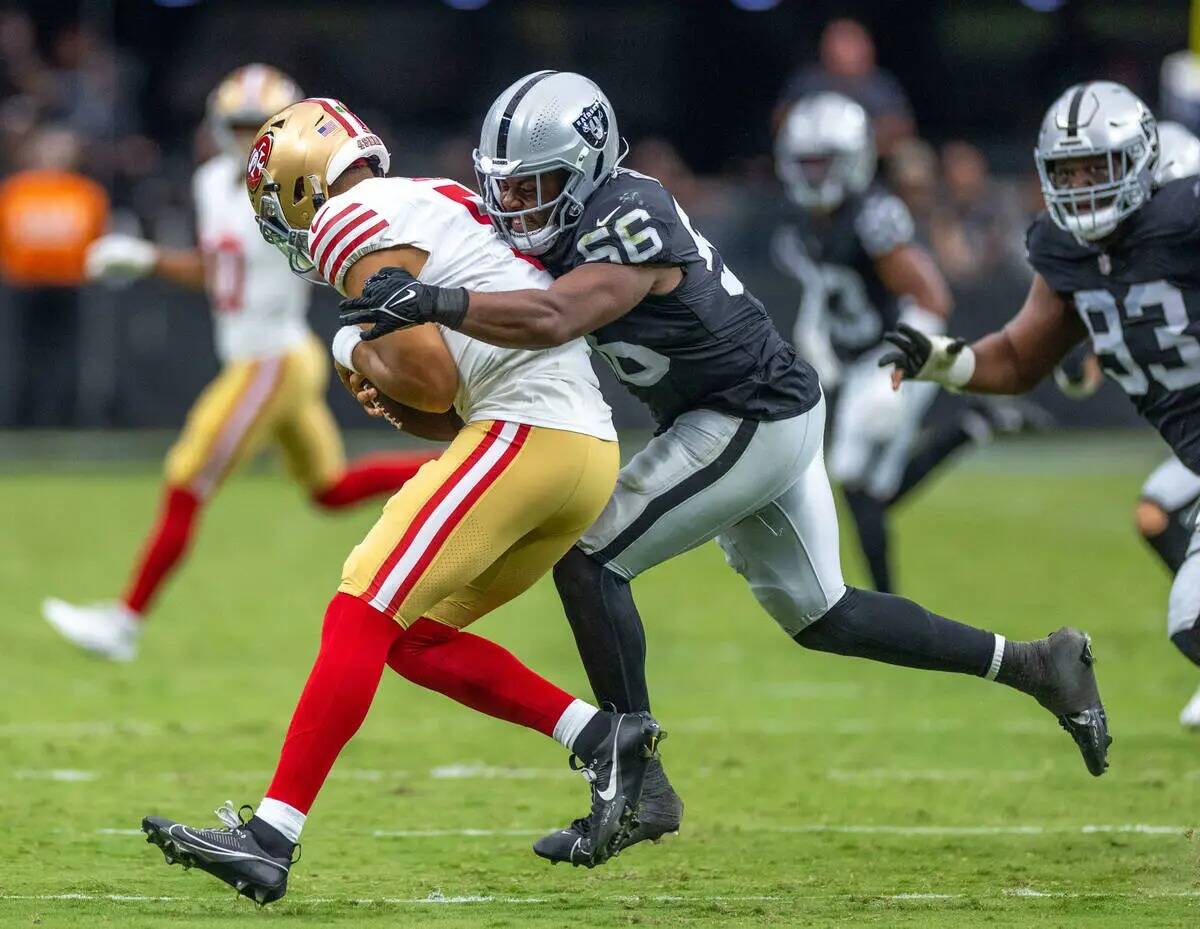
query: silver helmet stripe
1065 83 1088 137
496 70 555 159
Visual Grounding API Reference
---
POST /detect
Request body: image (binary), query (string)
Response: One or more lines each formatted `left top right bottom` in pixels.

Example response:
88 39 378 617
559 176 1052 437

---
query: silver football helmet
1035 80 1158 243
1155 120 1200 184
473 71 624 255
775 93 875 211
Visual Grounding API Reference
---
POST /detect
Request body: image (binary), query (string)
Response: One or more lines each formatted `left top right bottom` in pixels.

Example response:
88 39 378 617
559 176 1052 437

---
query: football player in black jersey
1048 117 1200 727
883 80 1200 728
340 71 1111 865
772 93 1042 594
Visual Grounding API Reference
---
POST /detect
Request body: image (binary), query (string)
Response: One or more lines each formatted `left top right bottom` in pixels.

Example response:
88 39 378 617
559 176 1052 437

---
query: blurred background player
1052 118 1200 726
882 81 1200 733
772 92 1045 593
40 66 433 662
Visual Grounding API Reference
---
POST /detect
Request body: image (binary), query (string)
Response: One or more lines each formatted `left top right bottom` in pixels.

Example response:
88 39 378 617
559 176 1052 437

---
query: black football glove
338 267 469 341
878 322 969 383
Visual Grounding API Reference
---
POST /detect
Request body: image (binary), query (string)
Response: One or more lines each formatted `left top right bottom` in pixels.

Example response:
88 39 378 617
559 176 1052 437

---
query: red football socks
265 593 403 814
313 452 438 509
121 485 201 617
388 617 575 737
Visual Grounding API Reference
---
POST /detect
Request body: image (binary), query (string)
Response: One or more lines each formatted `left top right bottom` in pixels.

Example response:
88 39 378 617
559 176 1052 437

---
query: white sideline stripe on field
429 764 573 780
371 823 1189 839
7 717 1194 740
93 822 1192 840
825 768 1045 783
13 769 97 782
7 889 1200 906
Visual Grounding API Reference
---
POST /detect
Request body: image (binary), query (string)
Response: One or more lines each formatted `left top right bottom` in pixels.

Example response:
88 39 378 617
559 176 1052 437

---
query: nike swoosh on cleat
595 719 623 802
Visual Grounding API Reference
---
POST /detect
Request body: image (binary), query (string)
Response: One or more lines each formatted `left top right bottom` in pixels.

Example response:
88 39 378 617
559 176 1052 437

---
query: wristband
331 325 364 373
944 344 976 388
433 288 470 330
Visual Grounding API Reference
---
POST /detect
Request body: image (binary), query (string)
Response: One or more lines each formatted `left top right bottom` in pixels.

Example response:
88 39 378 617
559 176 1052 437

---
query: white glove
85 234 158 285
879 323 975 390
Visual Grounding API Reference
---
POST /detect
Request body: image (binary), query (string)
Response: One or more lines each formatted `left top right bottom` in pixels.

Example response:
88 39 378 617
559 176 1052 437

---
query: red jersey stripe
326 218 389 285
364 423 506 601
381 424 530 614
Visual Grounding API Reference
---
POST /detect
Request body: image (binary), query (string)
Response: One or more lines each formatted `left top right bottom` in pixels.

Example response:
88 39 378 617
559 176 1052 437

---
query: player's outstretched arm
964 273 1087 393
881 273 1085 394
339 262 661 349
462 263 658 347
84 234 206 290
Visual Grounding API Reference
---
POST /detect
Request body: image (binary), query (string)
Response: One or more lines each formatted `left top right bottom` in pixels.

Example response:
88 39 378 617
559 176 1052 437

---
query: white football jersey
192 154 311 362
310 176 616 441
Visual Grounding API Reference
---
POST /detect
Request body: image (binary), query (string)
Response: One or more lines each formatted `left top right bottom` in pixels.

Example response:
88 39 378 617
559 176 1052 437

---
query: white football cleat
41 599 141 662
1179 685 1200 729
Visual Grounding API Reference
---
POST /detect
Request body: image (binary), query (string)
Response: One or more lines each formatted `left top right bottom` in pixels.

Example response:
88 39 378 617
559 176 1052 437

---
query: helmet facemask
1037 142 1155 242
254 168 328 281
778 150 860 211
774 94 876 213
473 154 587 255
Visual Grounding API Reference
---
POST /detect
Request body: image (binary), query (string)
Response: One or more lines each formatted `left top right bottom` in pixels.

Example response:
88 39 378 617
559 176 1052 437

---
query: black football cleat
623 756 684 847
534 756 683 866
534 713 665 867
141 802 295 906
1021 627 1111 776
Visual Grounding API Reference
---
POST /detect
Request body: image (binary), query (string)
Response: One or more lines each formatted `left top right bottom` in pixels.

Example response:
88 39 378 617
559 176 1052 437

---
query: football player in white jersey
140 97 661 903
41 66 435 663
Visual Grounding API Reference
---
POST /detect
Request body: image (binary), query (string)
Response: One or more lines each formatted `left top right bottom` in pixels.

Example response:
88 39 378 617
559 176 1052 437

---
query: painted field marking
428 764 573 780
5 889 1200 906
825 768 1045 783
13 769 97 782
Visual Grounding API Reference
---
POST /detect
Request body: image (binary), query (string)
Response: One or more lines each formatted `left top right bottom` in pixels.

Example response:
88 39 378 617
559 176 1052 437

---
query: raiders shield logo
246 133 273 192
572 100 609 150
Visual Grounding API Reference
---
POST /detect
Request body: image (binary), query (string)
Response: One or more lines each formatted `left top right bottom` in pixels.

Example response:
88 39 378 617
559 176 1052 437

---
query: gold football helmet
246 98 390 276
208 64 303 158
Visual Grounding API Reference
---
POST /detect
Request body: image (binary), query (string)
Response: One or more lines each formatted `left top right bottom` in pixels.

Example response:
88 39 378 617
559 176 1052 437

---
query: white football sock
255 797 306 844
985 633 1006 681
552 698 599 751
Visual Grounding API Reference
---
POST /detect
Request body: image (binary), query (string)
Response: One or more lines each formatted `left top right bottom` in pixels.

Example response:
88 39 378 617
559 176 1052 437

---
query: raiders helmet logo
246 133 273 192
572 100 609 150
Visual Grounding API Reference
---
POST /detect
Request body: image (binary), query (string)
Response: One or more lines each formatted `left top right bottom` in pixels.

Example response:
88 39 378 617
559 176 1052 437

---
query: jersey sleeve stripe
312 208 378 276
326 218 390 285
310 202 364 255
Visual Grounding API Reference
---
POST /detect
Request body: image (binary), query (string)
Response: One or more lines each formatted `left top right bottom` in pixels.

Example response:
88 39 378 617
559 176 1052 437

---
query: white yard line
5 889 1200 906
13 769 97 782
369 823 1190 839
825 768 1046 782
428 763 573 780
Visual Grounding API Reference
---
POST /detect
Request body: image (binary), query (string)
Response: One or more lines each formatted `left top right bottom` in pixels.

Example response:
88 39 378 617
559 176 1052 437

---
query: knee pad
718 534 842 636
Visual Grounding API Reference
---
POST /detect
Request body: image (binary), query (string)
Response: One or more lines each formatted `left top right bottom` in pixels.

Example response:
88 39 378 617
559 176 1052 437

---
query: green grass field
2 435 1198 927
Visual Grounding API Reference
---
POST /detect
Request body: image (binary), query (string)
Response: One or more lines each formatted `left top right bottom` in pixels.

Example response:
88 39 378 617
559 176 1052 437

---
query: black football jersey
771 187 914 362
540 169 819 428
1026 177 1200 470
